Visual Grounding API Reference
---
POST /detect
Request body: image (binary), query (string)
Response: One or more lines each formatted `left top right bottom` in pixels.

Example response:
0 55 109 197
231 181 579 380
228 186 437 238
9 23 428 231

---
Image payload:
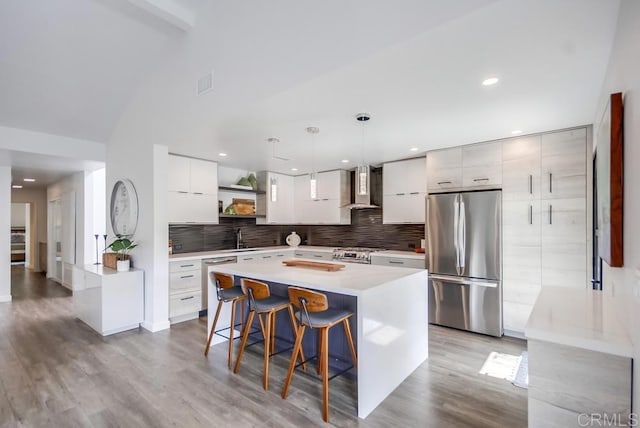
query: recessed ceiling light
482 77 499 86
23 178 36 182
410 147 419 152
218 152 227 157
511 130 523 135
291 168 298 172
12 185 22 189
341 159 350 163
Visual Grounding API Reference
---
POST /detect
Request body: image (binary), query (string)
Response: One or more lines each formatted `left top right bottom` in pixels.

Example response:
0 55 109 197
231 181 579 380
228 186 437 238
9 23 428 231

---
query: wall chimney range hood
344 166 382 209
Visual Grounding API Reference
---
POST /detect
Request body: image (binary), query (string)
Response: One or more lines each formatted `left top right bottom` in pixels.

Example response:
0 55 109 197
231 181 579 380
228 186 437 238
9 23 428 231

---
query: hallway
0 267 527 427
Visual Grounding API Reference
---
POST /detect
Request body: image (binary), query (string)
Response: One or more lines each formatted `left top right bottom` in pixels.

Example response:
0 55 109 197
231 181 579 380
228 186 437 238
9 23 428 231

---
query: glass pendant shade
270 177 277 202
309 172 318 199
356 164 369 196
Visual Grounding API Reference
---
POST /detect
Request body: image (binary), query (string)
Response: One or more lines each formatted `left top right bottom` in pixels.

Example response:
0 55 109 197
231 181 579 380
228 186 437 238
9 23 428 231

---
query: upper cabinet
540 128 587 200
256 172 295 225
168 155 219 224
461 141 502 188
426 147 462 192
293 170 350 225
426 141 502 192
383 158 427 224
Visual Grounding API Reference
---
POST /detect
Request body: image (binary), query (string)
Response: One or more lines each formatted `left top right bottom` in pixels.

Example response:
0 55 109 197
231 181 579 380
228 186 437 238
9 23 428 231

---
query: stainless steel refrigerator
426 190 502 337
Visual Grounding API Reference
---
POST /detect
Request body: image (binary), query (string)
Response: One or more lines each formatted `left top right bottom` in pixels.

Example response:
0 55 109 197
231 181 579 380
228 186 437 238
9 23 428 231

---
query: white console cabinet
73 265 144 336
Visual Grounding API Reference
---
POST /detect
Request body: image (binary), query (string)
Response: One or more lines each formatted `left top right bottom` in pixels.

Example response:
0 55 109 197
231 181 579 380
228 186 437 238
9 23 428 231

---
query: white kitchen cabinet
73 265 144 336
370 255 424 269
293 249 333 261
169 260 202 324
256 172 295 224
383 158 427 224
168 154 219 224
293 171 350 224
540 128 586 200
426 147 462 192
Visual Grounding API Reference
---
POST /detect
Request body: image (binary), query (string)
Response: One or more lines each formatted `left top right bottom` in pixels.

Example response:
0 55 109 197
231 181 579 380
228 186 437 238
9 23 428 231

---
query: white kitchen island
207 258 429 419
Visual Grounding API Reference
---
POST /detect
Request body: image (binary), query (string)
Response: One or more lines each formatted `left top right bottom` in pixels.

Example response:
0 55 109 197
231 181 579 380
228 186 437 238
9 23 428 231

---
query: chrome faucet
236 228 243 249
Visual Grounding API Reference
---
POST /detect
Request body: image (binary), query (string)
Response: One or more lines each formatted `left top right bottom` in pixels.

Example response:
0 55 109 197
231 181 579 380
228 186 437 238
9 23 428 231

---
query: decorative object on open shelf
105 236 137 271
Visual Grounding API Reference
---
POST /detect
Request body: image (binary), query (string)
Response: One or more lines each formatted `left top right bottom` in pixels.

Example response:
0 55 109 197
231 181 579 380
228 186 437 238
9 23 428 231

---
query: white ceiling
0 0 621 179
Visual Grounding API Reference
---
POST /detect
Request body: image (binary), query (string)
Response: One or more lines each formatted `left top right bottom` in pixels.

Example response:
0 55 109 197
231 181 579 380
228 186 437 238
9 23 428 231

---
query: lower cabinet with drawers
169 260 202 324
370 254 425 269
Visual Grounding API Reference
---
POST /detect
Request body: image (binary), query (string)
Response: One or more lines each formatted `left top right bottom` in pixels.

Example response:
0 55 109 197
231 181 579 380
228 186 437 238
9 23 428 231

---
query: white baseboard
504 329 526 340
141 319 171 333
0 295 12 303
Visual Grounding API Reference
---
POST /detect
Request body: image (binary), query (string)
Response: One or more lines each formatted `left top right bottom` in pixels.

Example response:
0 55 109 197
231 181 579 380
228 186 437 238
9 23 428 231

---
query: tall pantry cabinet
502 128 587 333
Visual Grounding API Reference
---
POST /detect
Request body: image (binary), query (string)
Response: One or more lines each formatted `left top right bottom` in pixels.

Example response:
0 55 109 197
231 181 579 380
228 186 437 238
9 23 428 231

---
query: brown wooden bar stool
233 278 305 390
281 286 357 423
204 272 246 368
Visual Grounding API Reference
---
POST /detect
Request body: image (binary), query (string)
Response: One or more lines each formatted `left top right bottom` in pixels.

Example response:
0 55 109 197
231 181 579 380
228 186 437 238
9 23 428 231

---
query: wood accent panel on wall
597 92 624 267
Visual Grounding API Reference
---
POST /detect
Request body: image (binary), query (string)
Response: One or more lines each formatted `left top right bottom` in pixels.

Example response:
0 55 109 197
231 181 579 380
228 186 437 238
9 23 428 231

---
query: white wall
0 167 11 302
12 188 47 271
594 0 640 412
106 135 170 332
10 203 26 228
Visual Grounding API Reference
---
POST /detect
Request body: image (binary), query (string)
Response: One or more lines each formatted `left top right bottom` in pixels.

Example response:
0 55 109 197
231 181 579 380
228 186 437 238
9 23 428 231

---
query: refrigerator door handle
429 274 498 288
453 194 460 275
458 199 466 275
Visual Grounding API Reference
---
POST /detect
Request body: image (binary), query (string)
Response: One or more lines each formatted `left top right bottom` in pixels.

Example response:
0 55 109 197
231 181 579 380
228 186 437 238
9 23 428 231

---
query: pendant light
306 126 319 199
266 137 284 202
270 176 278 202
355 113 371 196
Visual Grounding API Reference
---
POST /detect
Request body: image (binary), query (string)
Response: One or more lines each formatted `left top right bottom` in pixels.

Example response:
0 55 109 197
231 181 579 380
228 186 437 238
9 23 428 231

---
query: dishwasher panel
201 256 237 312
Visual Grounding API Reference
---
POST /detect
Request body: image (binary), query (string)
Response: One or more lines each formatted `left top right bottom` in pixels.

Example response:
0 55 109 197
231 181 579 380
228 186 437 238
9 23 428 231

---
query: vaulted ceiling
0 0 621 180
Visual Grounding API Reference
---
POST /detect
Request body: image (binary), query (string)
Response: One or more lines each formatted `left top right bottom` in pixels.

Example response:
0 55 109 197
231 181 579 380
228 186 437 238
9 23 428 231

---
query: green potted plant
107 236 137 271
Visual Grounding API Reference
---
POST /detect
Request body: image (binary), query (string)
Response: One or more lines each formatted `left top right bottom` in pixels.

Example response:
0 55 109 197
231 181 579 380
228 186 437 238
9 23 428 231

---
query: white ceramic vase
116 259 130 272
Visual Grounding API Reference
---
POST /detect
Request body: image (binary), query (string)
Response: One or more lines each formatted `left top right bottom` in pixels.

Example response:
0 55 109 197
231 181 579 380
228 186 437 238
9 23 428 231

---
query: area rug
512 351 529 389
479 351 522 382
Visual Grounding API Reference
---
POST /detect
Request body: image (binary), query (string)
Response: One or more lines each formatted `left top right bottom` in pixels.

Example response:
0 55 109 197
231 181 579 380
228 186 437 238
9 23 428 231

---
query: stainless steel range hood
343 166 382 209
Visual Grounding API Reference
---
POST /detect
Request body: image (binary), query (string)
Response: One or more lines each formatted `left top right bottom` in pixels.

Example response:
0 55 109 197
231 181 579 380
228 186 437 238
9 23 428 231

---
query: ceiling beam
125 0 195 32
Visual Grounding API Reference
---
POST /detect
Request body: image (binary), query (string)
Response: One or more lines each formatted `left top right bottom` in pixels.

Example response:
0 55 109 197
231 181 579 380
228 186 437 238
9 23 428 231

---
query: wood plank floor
0 267 527 427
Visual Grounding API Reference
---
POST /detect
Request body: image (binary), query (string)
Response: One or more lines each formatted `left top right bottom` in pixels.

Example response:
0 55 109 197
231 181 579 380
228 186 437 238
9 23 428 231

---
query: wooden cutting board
282 260 346 271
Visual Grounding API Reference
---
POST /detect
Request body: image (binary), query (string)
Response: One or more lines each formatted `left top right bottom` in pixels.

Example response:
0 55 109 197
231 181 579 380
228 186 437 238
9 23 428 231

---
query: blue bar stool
281 286 357 423
233 278 305 390
204 272 246 368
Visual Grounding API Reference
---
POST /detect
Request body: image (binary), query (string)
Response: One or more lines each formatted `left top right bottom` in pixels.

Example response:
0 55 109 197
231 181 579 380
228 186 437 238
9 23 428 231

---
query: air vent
197 70 214 95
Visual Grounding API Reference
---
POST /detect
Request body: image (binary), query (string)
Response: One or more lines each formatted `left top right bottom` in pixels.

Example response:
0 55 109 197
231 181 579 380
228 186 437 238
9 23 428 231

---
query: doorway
10 203 29 267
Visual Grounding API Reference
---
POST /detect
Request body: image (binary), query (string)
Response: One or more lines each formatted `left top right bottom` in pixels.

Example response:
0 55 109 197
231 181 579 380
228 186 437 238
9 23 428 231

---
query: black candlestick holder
93 234 100 265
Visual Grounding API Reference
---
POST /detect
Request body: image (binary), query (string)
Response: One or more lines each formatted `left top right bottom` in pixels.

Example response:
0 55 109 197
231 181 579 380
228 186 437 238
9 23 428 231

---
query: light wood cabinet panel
541 198 587 288
541 129 586 200
462 141 502 168
427 167 463 192
528 339 632 427
502 136 541 201
427 147 462 170
503 301 534 334
462 165 502 188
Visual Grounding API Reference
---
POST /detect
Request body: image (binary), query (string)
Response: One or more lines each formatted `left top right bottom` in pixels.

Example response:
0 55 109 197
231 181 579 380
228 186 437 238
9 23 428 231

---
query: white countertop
170 245 421 261
372 250 425 260
170 246 292 261
525 286 633 358
81 264 143 276
209 258 427 297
